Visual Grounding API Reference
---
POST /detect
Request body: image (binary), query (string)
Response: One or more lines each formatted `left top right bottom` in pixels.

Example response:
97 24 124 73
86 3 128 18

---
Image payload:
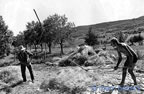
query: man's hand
114 66 118 70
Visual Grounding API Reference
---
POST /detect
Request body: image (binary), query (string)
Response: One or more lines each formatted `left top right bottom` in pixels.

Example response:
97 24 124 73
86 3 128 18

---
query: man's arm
116 51 122 67
114 50 122 70
26 51 33 57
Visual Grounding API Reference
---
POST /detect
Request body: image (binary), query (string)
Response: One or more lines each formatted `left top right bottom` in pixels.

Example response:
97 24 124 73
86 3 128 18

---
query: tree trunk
14 52 16 62
34 44 37 52
30 45 31 51
48 42 52 54
45 43 47 52
40 43 43 52
60 40 64 55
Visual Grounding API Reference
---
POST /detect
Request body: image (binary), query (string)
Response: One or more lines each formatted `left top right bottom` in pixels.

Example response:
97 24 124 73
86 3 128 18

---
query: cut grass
40 78 71 93
40 78 87 94
0 67 21 94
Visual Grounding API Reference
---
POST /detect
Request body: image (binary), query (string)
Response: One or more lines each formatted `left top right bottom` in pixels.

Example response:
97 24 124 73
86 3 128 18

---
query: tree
126 33 143 46
0 16 13 56
85 27 99 46
24 21 42 52
24 21 36 47
23 14 76 55
138 28 144 32
5 30 14 55
53 14 76 54
44 14 76 54
13 32 25 47
43 15 58 53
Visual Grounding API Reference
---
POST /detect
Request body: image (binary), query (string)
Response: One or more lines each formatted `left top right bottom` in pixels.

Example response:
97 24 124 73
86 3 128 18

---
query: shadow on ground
0 80 23 93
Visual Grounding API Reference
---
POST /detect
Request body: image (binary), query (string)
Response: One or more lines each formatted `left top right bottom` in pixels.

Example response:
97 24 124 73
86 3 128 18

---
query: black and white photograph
0 0 144 93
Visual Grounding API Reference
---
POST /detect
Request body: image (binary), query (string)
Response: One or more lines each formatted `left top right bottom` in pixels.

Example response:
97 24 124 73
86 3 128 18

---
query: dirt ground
0 63 144 94
0 47 144 94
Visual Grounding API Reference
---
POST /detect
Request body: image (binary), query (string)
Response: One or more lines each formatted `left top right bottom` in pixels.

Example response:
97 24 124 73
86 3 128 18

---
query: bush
0 69 20 84
40 78 87 94
59 59 73 66
0 70 14 83
58 55 87 67
0 68 21 94
0 61 13 67
40 78 71 93
73 55 87 65
71 86 86 94
136 49 143 59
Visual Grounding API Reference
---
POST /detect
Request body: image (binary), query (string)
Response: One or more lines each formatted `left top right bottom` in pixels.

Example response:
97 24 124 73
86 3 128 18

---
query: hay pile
0 66 21 93
57 45 115 67
39 67 101 93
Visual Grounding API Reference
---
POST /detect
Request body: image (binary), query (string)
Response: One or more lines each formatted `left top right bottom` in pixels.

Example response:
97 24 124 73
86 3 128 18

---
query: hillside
75 16 144 38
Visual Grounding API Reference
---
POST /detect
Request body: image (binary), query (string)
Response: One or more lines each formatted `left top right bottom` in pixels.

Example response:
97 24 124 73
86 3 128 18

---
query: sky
1 0 144 36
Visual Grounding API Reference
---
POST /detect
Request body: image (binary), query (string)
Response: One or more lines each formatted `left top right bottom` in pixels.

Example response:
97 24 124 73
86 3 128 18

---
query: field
0 44 144 94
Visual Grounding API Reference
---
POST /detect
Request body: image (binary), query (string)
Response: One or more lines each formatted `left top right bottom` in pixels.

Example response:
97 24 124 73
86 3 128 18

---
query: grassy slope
74 16 144 45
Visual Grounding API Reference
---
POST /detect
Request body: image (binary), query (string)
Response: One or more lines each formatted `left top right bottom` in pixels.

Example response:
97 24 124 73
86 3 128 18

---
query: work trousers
20 63 34 81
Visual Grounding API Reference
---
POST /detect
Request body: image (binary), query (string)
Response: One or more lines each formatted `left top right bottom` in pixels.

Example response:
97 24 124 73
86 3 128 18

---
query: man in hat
17 45 34 83
110 37 138 86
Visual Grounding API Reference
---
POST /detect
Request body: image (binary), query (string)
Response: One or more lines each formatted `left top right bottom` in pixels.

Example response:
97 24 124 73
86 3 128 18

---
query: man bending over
110 37 138 86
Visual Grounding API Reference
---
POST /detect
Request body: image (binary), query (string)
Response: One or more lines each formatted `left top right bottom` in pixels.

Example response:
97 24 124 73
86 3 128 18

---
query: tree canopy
0 16 14 56
14 14 76 54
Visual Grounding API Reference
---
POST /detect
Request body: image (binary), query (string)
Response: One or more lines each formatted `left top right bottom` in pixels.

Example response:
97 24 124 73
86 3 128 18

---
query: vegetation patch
40 78 71 93
0 67 21 93
40 78 87 94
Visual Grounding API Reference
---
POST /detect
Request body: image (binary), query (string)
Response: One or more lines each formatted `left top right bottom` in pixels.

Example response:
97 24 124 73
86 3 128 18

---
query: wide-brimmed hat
19 45 26 51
